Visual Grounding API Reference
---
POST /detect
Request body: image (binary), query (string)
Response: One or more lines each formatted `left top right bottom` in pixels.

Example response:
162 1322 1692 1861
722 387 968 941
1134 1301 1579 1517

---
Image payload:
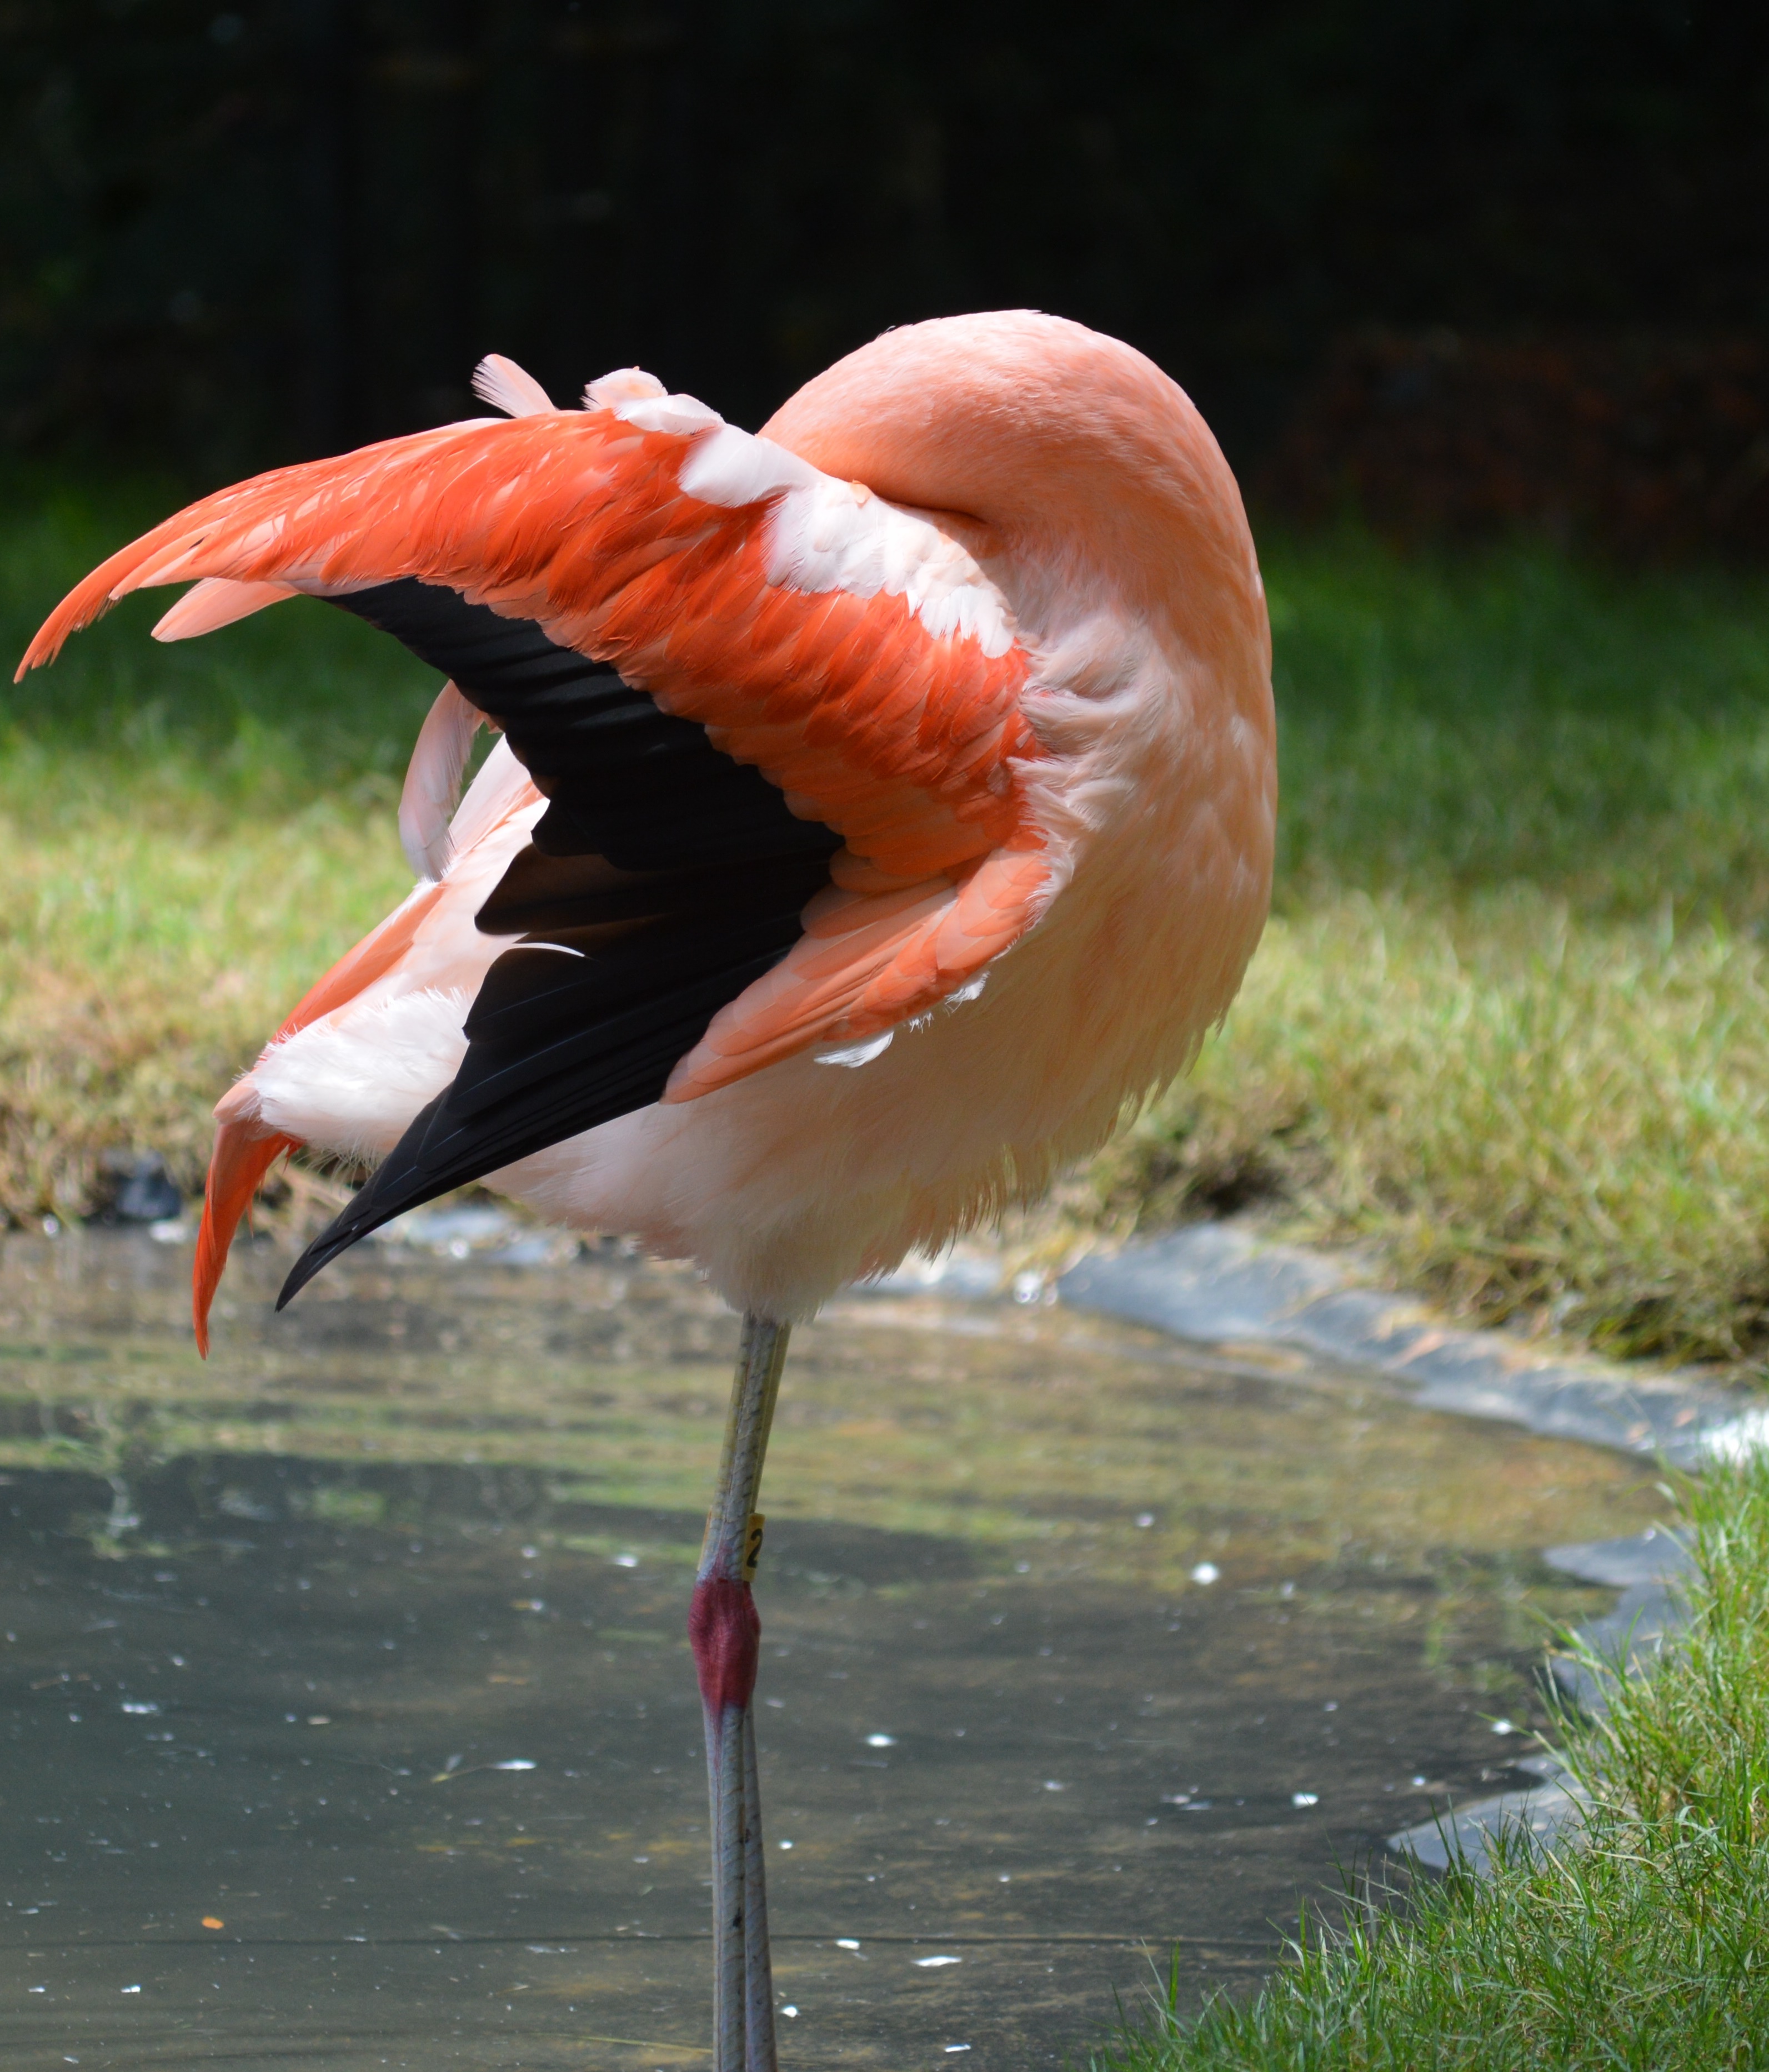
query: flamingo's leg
690 1313 789 2072
741 1703 777 2063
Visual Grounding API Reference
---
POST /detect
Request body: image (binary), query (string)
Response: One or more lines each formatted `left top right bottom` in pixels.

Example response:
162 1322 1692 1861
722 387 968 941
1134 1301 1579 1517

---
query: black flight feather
277 579 840 1308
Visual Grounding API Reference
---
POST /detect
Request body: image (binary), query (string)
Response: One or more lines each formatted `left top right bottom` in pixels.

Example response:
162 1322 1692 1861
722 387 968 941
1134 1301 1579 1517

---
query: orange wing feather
23 396 1054 1104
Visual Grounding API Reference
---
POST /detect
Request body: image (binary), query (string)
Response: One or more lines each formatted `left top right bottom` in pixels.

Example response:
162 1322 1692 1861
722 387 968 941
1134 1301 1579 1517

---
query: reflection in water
0 1229 1663 2069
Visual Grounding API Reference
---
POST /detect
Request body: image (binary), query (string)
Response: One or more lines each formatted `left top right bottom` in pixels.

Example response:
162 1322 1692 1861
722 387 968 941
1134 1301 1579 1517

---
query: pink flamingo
20 311 1275 2070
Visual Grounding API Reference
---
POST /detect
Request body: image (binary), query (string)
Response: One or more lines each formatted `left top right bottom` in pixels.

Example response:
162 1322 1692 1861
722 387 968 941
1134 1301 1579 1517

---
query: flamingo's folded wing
16 368 1044 888
19 361 1055 1304
263 579 847 1302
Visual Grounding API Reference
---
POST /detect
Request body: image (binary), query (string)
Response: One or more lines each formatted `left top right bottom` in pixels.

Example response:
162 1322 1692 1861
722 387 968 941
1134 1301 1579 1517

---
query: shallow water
0 1227 1665 2070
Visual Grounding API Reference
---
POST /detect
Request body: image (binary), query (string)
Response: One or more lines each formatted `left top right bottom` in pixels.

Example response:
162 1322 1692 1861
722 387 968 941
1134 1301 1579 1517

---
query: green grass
1267 535 1769 917
5 482 1769 1365
0 477 432 1218
1091 1449 1769 2072
1081 533 1769 1366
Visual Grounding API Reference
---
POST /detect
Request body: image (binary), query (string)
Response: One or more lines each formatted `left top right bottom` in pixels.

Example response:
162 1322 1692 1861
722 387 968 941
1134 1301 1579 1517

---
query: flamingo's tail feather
193 1121 301 1357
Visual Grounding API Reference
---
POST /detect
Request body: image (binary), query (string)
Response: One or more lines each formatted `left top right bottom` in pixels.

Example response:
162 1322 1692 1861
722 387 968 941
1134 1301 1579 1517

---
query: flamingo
18 311 1275 2070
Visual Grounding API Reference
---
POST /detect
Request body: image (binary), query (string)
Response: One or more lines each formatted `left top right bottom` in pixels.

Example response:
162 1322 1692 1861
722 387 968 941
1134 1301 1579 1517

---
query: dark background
3 1 1767 547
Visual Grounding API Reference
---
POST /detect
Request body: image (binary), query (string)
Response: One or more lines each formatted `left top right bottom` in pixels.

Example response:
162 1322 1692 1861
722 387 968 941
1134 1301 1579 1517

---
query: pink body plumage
21 311 1276 1332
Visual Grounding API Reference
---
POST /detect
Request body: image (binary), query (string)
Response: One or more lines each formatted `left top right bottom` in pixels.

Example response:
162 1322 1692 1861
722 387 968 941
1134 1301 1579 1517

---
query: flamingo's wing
270 577 846 1302
19 364 1053 1304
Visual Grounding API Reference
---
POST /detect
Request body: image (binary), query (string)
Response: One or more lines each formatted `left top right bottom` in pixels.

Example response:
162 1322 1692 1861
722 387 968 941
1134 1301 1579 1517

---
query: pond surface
0 1226 1666 2071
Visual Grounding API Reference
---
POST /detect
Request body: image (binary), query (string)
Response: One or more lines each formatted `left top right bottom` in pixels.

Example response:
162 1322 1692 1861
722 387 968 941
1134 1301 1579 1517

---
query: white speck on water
999 1874 1011 1882
865 1733 896 1748
1190 1562 1220 1585
121 1701 159 1716
836 1939 861 1951
520 1547 538 1559
779 1839 794 1850
1324 1701 1339 1713
1292 1792 1319 1808
614 1554 639 1569
781 2005 799 2018
915 1954 961 1968
495 1759 537 1771
1014 1560 1030 1573
1491 1718 1516 1735
947 2046 973 2054
121 1984 141 1993
1043 1779 1066 1791
1135 1513 1155 1528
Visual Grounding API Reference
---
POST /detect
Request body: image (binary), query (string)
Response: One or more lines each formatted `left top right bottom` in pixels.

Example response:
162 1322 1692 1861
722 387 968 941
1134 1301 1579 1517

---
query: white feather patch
678 422 1015 658
583 366 719 436
399 681 485 880
250 988 472 1162
583 368 668 409
472 354 555 418
814 1030 895 1068
678 424 818 507
614 392 721 437
764 478 1016 657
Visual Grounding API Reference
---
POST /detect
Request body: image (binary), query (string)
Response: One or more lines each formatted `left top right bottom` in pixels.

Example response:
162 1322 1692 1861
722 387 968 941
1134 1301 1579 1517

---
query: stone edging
1383 1527 1695 1871
1054 1222 1761 1469
1046 1224 1730 1874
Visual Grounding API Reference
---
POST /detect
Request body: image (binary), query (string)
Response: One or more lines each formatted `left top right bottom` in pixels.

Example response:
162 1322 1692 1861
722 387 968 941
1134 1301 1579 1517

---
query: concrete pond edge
896 1220 1743 1877
1052 1220 1763 1471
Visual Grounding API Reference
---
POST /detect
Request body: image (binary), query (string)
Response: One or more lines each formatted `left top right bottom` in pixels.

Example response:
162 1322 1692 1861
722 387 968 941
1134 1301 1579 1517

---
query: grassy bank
0 479 427 1217
1095 1449 1769 2071
5 482 1769 1363
1084 535 1769 1367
